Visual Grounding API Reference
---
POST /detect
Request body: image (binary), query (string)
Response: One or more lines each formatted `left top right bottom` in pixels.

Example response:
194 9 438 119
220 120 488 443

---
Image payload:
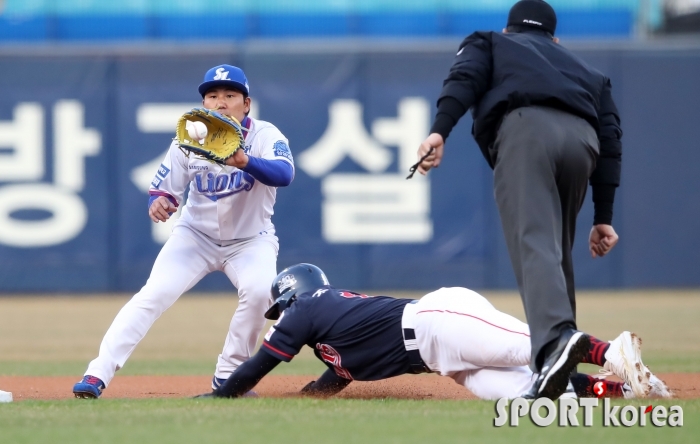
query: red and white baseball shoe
596 331 655 398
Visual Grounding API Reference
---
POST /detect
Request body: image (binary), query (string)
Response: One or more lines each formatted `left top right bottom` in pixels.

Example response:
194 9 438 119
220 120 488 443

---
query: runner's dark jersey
261 286 412 381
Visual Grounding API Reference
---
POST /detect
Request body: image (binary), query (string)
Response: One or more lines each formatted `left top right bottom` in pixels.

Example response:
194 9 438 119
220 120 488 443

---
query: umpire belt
401 300 432 375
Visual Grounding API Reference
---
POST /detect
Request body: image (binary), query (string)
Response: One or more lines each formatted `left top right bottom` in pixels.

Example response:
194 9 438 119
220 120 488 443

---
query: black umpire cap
507 0 557 36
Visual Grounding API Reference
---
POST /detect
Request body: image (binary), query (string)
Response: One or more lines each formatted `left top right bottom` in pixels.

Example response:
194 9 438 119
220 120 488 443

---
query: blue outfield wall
0 43 698 292
0 10 634 41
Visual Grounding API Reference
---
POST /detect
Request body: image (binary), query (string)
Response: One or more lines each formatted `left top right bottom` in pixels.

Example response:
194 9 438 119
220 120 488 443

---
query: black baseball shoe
523 329 590 400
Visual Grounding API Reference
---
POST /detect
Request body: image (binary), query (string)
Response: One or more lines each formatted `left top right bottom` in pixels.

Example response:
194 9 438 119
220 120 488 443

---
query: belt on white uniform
401 300 432 374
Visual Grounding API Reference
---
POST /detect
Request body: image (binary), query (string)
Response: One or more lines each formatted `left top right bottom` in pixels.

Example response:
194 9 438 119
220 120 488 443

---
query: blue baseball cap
198 64 249 97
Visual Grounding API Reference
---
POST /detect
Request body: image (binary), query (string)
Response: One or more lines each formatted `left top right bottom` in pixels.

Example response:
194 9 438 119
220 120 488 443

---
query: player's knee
131 283 182 310
239 282 274 309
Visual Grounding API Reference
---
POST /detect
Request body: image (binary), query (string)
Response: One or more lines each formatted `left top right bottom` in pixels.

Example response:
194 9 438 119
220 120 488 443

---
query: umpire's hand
589 224 619 258
416 133 445 175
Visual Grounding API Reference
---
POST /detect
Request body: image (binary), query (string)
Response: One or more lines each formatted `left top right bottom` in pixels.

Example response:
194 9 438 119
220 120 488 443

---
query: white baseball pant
410 287 535 400
85 223 278 386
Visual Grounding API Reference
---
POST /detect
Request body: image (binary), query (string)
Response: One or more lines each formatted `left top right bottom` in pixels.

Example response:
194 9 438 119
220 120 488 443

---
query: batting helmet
264 263 330 320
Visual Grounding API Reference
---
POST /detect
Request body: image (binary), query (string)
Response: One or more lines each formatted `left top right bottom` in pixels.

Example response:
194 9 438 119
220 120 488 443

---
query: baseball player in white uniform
73 64 295 398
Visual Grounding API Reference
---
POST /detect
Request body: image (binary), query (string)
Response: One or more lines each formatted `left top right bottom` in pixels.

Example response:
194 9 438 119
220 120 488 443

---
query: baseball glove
175 107 245 164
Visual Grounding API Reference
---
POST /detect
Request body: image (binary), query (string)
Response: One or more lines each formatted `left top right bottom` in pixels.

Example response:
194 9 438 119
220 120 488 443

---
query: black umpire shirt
431 29 622 225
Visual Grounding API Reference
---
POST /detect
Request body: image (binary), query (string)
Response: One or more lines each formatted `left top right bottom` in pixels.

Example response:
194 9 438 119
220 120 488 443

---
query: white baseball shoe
648 374 673 398
596 331 651 398
621 374 672 399
621 383 634 399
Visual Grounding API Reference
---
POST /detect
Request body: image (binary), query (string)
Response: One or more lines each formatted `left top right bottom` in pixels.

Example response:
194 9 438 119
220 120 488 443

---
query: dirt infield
1 373 698 401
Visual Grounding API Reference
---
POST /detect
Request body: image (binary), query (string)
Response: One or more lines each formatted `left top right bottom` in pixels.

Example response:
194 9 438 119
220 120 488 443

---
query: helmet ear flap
280 294 298 313
264 291 298 320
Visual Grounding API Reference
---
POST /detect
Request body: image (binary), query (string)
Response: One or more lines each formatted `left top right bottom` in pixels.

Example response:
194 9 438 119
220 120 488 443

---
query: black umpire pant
492 106 599 372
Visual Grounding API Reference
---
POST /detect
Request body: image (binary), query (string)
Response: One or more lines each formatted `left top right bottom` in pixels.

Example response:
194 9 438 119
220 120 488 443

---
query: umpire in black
416 0 622 400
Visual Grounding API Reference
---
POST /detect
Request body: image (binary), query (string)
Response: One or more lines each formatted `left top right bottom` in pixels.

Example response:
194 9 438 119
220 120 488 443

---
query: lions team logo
194 171 255 201
273 140 293 162
277 274 297 294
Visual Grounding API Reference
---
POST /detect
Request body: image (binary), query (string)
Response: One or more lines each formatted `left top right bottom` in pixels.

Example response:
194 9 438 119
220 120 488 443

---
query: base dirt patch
1 373 698 401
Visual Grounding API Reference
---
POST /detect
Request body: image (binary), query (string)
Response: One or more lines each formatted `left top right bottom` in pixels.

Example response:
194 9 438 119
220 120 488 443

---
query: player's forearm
242 157 294 187
214 352 281 398
300 369 351 396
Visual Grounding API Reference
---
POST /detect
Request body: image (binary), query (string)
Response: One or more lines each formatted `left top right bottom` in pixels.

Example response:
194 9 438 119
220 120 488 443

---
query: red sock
570 373 625 398
581 335 609 366
606 380 624 398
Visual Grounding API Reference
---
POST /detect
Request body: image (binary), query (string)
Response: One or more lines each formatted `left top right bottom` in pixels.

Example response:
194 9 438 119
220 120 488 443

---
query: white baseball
186 120 207 142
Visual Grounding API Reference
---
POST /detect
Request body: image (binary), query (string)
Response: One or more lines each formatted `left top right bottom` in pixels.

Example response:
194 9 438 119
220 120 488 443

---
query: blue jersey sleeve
261 302 312 362
242 157 294 187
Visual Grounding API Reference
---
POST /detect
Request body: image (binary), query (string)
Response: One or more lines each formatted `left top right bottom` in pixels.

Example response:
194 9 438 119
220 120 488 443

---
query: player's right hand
224 147 249 169
149 196 177 223
416 133 444 175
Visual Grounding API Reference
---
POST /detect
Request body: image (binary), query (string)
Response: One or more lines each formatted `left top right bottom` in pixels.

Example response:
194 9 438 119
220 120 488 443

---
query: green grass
0 398 697 444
